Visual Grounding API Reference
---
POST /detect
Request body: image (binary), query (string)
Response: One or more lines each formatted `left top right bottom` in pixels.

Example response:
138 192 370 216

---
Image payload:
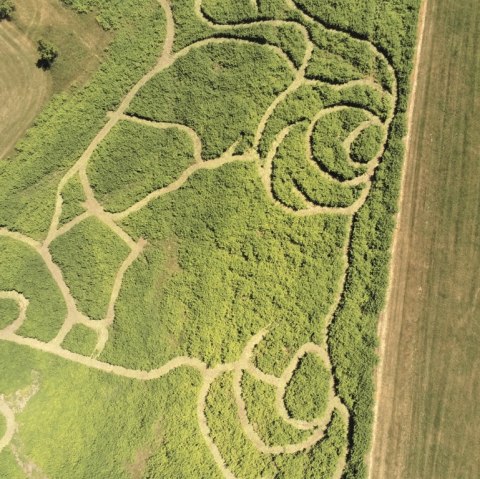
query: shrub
59 174 86 226
88 120 196 213
350 124 385 164
0 298 19 330
241 372 308 446
61 324 98 356
37 39 59 69
50 217 130 320
129 41 295 159
0 237 66 341
0 0 14 20
284 353 332 421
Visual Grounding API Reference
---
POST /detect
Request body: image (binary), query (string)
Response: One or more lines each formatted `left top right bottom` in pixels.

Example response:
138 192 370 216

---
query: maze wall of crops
0 0 421 477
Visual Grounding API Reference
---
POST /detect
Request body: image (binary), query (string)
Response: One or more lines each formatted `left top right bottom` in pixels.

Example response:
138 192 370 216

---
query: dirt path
0 19 51 161
111 142 253 221
367 1 429 477
119 114 204 164
0 291 28 334
0 0 403 477
231 340 348 455
0 398 15 453
0 373 39 455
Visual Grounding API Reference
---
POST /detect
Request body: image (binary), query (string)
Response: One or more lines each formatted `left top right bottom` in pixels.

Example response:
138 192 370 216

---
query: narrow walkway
0 0 401 477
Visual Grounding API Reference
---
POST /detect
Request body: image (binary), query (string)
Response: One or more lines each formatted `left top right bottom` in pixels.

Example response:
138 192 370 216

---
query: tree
37 39 59 69
0 0 15 20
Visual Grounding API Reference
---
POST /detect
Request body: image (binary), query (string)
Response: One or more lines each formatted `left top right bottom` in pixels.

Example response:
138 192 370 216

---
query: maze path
0 0 400 477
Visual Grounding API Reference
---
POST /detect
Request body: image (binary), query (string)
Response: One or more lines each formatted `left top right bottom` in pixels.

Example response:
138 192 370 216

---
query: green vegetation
0 0 166 240
129 41 295 159
0 298 19 330
311 109 369 181
284 353 332 421
61 324 97 356
0 0 422 477
36 38 59 69
201 0 259 24
205 371 347 478
271 122 365 209
88 120 196 213
222 23 307 69
0 0 14 20
241 372 308 446
59 174 86 226
258 82 338 159
103 163 347 369
50 217 130 320
350 124 385 164
0 342 220 479
0 237 66 341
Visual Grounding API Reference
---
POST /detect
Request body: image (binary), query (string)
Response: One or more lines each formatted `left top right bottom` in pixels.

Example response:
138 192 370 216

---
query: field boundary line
367 0 429 477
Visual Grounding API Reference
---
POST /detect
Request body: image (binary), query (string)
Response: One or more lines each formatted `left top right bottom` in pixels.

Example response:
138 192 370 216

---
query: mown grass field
0 0 109 161
372 0 480 477
0 16 49 161
0 1 421 477
12 0 110 92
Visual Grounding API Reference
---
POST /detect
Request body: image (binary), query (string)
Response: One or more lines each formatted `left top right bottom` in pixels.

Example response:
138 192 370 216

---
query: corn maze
0 0 420 477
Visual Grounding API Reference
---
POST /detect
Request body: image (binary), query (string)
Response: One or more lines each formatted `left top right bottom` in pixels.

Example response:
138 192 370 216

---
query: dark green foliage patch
88 120 196 213
284 353 332 421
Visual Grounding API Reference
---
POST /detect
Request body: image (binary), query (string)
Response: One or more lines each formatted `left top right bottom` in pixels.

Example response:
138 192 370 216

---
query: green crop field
0 0 421 477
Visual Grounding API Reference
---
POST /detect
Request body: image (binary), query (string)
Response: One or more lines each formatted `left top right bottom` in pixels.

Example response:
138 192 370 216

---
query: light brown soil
0 20 50 161
370 0 480 476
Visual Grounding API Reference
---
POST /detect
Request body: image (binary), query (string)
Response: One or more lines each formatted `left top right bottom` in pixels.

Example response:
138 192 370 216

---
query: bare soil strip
370 0 480 476
367 1 429 476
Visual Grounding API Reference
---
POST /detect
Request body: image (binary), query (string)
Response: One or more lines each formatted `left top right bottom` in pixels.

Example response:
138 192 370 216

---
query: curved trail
0 398 15 453
0 0 401 477
0 373 39 455
119 114 204 164
0 291 28 334
260 123 373 217
231 340 347 456
112 142 253 221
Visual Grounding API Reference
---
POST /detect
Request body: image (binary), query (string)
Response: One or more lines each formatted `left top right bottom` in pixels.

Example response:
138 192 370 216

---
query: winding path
0 0 401 477
0 373 39 455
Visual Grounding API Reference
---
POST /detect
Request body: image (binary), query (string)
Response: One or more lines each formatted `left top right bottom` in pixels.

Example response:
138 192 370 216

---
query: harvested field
0 19 49 160
0 0 109 161
371 0 480 477
13 0 110 92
